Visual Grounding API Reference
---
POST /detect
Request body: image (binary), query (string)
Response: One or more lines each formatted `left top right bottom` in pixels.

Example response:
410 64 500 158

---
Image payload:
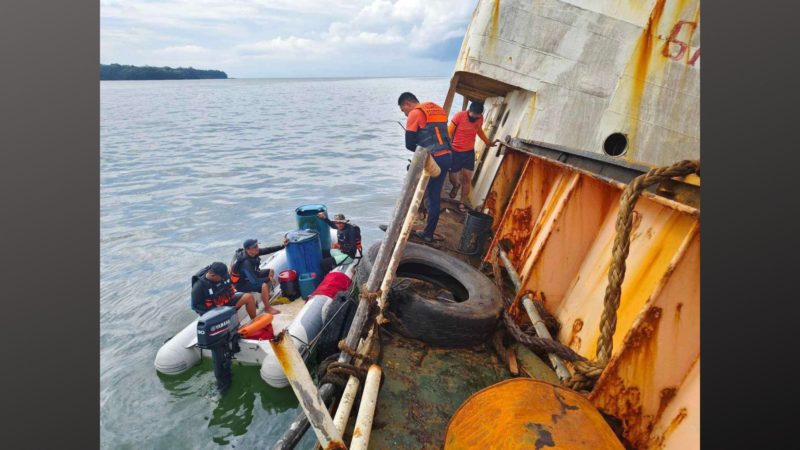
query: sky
101 0 479 78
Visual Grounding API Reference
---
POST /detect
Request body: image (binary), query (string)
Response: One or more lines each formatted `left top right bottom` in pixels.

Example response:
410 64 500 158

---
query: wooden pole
443 73 460 116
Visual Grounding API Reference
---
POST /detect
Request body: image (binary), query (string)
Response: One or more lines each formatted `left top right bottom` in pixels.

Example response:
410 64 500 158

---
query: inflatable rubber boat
155 228 358 388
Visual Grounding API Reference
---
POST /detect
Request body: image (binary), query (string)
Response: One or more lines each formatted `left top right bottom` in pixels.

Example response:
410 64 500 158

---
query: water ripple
101 77 453 449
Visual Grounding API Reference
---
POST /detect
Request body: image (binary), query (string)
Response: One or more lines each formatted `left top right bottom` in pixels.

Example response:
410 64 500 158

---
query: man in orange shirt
398 92 453 243
447 102 497 212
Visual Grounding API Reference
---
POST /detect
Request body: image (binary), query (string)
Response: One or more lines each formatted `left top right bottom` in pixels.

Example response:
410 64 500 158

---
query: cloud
101 0 478 77
235 37 328 60
155 45 211 56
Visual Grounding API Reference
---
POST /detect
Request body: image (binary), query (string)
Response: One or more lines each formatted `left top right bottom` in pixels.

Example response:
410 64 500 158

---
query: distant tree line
100 64 228 80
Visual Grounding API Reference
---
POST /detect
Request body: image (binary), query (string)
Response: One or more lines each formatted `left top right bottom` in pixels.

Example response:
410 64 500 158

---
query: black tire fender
358 241 504 348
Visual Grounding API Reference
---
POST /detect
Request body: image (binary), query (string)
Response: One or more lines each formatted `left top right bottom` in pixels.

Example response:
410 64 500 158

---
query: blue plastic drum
285 229 323 294
295 204 331 251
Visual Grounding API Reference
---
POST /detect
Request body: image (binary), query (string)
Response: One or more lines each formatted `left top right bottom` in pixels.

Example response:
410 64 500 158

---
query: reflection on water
157 360 302 445
101 77 455 449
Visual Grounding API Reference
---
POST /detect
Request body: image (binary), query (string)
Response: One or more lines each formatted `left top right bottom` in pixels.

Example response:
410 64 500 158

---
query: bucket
295 204 331 251
458 210 494 255
298 273 318 298
285 229 322 291
278 269 300 300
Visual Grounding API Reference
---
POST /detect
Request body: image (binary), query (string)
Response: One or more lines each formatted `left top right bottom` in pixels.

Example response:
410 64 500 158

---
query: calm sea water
100 77 457 449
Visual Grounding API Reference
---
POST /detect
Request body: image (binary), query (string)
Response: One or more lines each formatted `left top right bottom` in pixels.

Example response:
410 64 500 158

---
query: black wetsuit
230 245 284 292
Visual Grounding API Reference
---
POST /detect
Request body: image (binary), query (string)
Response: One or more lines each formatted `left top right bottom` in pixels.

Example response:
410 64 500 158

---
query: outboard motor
197 306 240 392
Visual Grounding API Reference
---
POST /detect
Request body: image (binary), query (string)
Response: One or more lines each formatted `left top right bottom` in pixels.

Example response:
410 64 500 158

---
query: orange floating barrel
445 379 624 449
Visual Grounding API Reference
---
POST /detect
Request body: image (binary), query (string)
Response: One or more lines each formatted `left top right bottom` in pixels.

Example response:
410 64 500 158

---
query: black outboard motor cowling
197 306 240 392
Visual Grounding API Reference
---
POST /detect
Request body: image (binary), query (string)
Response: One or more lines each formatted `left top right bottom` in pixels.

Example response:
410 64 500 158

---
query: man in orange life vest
447 101 497 212
398 92 453 243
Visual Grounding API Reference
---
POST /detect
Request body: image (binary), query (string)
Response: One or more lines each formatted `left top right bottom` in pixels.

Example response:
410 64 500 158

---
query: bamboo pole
349 365 383 450
332 376 360 434
376 168 431 321
496 247 572 381
331 334 374 434
272 147 430 450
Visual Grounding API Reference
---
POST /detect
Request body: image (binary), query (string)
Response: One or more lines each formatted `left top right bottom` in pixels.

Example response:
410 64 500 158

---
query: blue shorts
450 150 475 172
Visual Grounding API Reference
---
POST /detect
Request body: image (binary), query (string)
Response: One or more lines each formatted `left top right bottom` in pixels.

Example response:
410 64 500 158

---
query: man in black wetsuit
317 212 360 276
229 238 285 315
190 262 260 319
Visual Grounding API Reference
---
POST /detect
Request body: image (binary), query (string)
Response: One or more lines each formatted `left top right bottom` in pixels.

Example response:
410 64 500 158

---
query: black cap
208 262 229 278
243 238 259 249
469 102 484 114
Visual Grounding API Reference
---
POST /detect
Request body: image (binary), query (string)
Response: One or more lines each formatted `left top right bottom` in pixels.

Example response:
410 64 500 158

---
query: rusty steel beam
269 331 345 450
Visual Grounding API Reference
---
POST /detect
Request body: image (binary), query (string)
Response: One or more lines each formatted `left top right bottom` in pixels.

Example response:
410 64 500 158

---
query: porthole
603 133 628 156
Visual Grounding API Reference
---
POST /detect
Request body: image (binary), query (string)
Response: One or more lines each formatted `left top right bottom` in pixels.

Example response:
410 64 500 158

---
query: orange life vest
414 102 451 154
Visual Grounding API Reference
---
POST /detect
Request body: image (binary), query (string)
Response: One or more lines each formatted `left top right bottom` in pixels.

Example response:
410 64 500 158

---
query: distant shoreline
100 64 227 81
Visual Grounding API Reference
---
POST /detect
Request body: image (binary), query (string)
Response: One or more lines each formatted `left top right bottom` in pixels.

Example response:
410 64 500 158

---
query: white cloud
101 0 478 76
235 37 328 60
154 45 212 56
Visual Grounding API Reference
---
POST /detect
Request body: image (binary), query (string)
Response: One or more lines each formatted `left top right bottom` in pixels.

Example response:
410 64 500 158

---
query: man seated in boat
191 262 261 319
229 238 285 315
317 212 361 276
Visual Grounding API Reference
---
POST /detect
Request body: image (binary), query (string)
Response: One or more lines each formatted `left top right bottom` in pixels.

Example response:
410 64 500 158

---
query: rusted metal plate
485 156 564 265
589 231 700 449
553 200 697 360
650 360 699 449
445 378 624 449
480 149 530 234
514 174 620 314
472 147 699 448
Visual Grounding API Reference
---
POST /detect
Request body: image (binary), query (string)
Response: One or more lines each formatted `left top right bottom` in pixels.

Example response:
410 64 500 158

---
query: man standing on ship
398 92 453 243
447 102 497 212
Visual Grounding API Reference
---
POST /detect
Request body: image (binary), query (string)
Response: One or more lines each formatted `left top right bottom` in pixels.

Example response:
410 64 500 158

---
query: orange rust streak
590 307 664 448
655 408 688 446
507 161 568 269
270 331 294 378
627 0 667 153
612 213 695 351
589 231 699 448
484 155 535 262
